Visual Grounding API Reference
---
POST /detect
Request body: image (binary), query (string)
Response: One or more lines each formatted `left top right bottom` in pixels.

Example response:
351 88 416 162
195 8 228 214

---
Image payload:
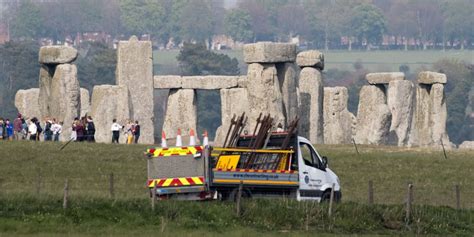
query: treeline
3 0 473 50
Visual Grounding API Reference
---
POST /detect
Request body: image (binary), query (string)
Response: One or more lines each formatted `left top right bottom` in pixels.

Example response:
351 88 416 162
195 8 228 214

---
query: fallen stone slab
459 141 474 149
39 46 78 64
418 71 447 84
296 50 324 70
243 42 296 63
366 72 405 85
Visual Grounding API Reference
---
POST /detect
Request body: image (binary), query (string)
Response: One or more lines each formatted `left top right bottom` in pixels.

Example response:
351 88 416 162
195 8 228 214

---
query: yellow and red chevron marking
147 176 204 188
213 168 297 174
146 146 203 157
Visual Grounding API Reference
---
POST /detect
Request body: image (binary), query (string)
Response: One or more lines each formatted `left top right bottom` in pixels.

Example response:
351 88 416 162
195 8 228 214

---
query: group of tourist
71 116 96 142
1 114 142 144
111 119 140 144
0 113 63 141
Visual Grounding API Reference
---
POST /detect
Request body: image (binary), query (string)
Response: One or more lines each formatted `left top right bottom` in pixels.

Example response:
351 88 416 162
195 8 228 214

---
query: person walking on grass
5 119 14 141
111 119 121 143
13 113 22 140
28 118 38 141
133 120 140 144
51 119 62 142
44 119 53 141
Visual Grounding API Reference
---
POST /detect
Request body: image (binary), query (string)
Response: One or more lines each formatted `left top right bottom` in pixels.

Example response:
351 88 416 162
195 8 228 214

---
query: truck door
298 141 327 200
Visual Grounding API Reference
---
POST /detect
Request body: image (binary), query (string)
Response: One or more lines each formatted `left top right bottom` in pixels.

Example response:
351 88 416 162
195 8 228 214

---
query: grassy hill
0 141 473 236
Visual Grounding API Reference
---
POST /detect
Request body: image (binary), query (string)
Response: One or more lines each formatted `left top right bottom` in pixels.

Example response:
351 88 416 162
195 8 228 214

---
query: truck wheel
229 188 251 202
320 191 331 203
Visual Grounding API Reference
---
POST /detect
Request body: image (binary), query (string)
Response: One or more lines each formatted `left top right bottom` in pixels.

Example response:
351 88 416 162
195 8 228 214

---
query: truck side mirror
322 156 328 168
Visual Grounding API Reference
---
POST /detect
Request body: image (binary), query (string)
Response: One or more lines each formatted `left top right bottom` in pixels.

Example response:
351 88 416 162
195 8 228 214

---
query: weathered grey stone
243 42 296 63
323 87 354 144
38 65 54 119
214 88 250 146
80 88 90 117
296 50 324 69
90 85 131 144
15 88 40 119
387 80 415 146
459 141 474 149
366 72 405 85
430 83 450 146
116 36 154 144
409 83 451 147
418 71 447 84
153 75 182 89
49 64 80 141
162 89 197 139
354 85 392 145
247 63 285 129
298 67 323 143
237 76 248 88
277 63 299 124
39 46 78 64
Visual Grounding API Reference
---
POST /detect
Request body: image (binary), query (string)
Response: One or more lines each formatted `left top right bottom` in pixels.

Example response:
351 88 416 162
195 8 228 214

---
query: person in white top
51 119 63 142
28 118 38 141
111 119 122 143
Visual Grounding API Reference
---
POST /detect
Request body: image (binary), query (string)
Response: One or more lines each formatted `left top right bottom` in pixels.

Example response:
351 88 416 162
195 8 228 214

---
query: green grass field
0 141 473 235
153 49 474 74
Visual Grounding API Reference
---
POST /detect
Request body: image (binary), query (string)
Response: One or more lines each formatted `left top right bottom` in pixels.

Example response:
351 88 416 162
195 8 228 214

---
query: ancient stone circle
15 38 456 148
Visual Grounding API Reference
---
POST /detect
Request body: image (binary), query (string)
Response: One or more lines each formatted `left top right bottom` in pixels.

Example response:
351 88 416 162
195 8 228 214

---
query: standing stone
80 88 90 117
323 87 354 144
49 64 80 141
298 67 324 143
38 65 54 118
14 88 40 119
39 46 78 64
409 84 432 146
90 85 131 143
430 84 450 146
277 63 299 124
214 88 250 145
387 80 414 146
246 63 285 129
162 89 197 139
116 36 154 144
354 85 392 145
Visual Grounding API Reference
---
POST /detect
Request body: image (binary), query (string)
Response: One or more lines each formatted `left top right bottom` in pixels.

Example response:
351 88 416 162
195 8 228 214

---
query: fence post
328 183 335 218
0 178 3 196
368 180 374 204
405 183 413 223
63 179 69 210
455 184 460 209
109 173 115 199
151 186 156 211
236 181 243 216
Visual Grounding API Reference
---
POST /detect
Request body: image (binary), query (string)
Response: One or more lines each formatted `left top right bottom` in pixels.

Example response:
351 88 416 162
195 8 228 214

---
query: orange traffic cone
189 128 197 146
202 130 209 146
161 131 167 148
176 128 182 147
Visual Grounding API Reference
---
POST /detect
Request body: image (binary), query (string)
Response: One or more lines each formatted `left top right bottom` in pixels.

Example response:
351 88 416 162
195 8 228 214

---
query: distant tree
386 0 417 50
76 42 117 93
433 59 473 144
10 1 43 39
442 0 474 50
119 0 166 41
409 0 444 50
224 9 254 42
0 41 39 119
179 1 214 44
350 3 386 50
238 0 281 41
177 43 239 76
